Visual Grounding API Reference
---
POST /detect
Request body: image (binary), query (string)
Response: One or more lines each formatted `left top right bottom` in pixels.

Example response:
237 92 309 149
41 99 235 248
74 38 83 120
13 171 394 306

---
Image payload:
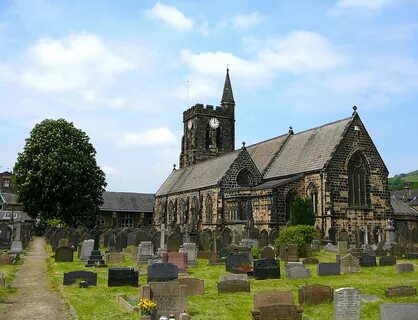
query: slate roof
391 195 418 217
392 189 418 202
100 191 154 212
156 150 241 196
251 174 304 190
264 117 353 179
247 134 288 173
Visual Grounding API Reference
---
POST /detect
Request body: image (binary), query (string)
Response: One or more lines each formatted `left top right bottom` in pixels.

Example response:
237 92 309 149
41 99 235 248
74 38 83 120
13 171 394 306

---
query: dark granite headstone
55 246 74 262
108 267 139 287
317 262 340 276
63 271 97 286
147 263 178 282
253 259 280 280
379 256 397 266
359 255 376 267
225 252 251 273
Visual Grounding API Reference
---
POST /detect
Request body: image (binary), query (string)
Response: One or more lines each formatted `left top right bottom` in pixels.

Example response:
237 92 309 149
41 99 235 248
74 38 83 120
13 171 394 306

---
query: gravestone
318 262 340 276
80 239 94 261
324 243 338 253
253 291 294 313
127 232 136 246
147 263 178 282
108 267 138 287
55 246 74 262
259 304 302 320
380 303 418 320
162 252 188 273
379 256 396 266
217 274 250 293
253 259 280 280
332 288 361 320
385 286 416 298
197 251 212 259
260 246 275 259
178 278 204 296
0 224 12 249
311 240 321 252
181 243 198 266
198 231 211 251
225 252 251 273
359 255 376 267
298 284 333 305
286 262 310 279
105 252 124 264
9 241 23 254
396 263 414 273
167 231 183 252
340 254 360 275
338 241 348 255
405 252 418 259
115 229 128 252
137 241 154 264
302 257 319 265
280 244 299 262
57 238 68 248
63 271 97 286
0 254 12 265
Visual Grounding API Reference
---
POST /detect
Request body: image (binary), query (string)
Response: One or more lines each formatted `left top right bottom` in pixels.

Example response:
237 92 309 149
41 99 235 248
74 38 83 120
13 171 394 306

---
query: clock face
187 120 193 130
209 117 220 129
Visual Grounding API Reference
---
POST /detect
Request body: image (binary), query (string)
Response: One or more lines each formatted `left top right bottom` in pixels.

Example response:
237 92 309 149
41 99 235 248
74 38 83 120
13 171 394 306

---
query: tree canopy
14 119 107 227
290 196 315 226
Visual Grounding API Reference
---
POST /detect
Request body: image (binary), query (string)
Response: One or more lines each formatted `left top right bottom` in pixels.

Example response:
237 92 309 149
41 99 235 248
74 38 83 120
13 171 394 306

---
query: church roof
264 116 353 179
156 150 241 196
100 191 154 212
391 195 418 217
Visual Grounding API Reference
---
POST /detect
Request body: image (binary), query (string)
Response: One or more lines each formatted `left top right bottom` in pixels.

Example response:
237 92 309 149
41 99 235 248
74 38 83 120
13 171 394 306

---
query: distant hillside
389 170 418 191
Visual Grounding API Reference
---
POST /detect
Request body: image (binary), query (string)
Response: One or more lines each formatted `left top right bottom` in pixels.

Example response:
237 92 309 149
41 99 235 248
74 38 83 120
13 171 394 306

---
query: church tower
180 69 235 168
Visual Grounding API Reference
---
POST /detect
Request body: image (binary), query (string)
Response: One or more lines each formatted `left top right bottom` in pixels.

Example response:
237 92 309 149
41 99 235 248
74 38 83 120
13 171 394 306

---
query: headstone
359 255 376 267
340 254 360 275
217 274 250 293
385 286 417 298
80 239 94 261
198 231 211 251
396 263 414 273
324 243 338 253
181 243 198 266
178 278 204 296
302 257 319 265
57 238 68 248
197 251 212 259
260 246 275 259
280 244 299 261
259 304 302 320
253 290 294 309
105 252 124 264
115 229 128 252
147 263 178 282
253 259 280 280
338 241 348 255
225 252 251 273
108 267 138 287
63 271 97 286
286 262 310 279
137 241 154 264
380 303 418 320
9 241 23 254
311 240 321 252
332 288 361 320
55 246 74 262
0 254 13 265
167 231 183 252
298 284 333 305
0 224 12 249
127 232 136 246
162 252 188 273
318 262 340 276
379 256 396 266
405 252 418 259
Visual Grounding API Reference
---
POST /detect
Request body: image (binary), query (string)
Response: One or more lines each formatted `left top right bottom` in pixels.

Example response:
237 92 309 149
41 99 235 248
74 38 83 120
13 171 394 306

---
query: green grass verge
46 248 418 320
0 256 23 302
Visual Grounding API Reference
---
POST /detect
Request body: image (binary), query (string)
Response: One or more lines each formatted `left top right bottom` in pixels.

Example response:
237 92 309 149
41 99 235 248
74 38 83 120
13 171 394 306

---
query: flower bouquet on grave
138 298 156 318
236 263 253 274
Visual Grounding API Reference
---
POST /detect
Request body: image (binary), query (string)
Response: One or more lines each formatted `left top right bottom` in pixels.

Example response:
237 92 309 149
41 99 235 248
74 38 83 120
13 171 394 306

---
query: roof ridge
291 116 354 136
262 132 293 177
246 133 288 148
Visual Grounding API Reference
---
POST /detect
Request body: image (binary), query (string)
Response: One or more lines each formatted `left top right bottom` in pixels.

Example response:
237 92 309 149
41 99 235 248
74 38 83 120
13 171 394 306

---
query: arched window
307 183 318 215
191 196 199 226
205 195 213 223
285 190 295 223
179 198 188 224
348 152 368 207
168 201 175 225
236 169 253 187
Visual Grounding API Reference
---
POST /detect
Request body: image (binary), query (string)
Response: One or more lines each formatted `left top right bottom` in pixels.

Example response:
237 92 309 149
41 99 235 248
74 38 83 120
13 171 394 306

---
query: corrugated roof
156 150 241 196
247 134 288 173
264 117 353 179
391 196 418 217
100 191 154 212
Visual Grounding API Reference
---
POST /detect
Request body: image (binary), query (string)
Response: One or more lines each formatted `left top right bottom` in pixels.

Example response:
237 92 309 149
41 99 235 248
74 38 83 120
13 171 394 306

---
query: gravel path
0 237 71 320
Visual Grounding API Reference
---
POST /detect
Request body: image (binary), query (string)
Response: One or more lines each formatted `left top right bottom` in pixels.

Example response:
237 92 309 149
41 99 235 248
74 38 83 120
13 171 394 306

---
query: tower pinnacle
221 67 235 108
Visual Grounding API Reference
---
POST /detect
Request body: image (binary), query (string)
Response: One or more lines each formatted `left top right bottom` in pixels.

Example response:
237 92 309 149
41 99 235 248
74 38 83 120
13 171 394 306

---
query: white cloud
118 127 177 148
231 12 264 29
19 33 134 92
101 165 119 177
145 2 194 31
335 0 395 10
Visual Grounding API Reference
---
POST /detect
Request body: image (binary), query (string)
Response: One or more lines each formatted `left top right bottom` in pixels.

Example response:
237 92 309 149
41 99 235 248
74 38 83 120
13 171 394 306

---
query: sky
1 0 417 193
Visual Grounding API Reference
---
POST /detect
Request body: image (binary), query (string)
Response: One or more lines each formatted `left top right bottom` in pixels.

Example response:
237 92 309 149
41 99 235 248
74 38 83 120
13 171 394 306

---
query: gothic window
179 198 189 224
236 169 253 187
348 152 368 207
205 195 213 223
307 183 318 215
191 196 199 226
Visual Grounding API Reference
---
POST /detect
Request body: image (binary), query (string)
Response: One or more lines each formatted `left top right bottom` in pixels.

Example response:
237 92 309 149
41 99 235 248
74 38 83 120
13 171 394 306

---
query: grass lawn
46 246 418 320
0 255 23 302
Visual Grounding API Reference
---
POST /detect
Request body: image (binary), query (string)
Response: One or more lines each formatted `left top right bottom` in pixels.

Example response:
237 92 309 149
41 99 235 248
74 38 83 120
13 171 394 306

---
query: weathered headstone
127 232 136 246
396 263 414 273
57 238 68 248
9 241 23 254
259 304 302 320
340 254 360 275
80 239 94 261
55 246 74 262
147 263 178 282
0 224 12 249
298 284 333 305
181 243 198 266
260 246 275 259
115 229 128 252
162 252 188 273
108 267 138 287
63 271 97 286
280 244 299 261
324 243 338 253
178 278 204 296
105 252 124 264
225 252 251 273
338 241 348 255
359 255 376 267
167 231 183 252
253 259 280 280
217 274 250 293
286 262 310 279
385 286 416 298
137 241 154 264
302 257 319 265
332 288 361 320
380 303 418 320
379 256 396 266
317 262 340 276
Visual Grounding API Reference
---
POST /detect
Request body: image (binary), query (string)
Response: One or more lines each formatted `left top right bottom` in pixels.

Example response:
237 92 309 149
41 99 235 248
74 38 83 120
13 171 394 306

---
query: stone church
154 69 393 246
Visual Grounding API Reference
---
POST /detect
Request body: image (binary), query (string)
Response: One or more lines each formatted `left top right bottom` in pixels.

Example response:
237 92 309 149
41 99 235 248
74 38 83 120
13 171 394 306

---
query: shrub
290 196 315 226
251 246 260 259
274 225 319 254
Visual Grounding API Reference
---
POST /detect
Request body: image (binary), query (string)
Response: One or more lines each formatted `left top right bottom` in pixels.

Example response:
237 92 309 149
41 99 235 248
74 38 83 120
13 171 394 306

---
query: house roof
100 191 155 212
156 150 241 196
391 195 418 217
264 116 353 179
392 189 418 202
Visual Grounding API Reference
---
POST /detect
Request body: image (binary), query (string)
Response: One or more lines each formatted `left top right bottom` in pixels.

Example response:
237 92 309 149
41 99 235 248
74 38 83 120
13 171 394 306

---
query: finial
352 105 358 115
289 126 294 134
173 164 177 171
227 64 229 72
242 141 246 148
